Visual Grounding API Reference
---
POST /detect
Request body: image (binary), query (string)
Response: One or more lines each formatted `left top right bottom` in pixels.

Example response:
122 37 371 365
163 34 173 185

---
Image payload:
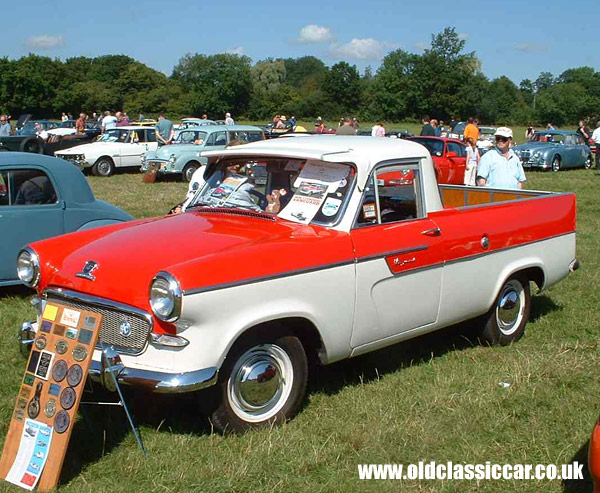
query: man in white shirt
225 112 234 125
591 120 600 171
101 111 117 133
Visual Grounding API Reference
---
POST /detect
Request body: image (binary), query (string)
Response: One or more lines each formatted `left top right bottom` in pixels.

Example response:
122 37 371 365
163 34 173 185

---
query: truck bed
439 184 554 208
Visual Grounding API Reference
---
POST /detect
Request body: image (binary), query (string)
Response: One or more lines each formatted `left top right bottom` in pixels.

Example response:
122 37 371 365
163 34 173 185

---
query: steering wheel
249 189 268 209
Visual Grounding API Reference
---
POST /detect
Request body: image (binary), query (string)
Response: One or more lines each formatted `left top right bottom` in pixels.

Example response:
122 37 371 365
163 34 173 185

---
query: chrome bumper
18 321 218 393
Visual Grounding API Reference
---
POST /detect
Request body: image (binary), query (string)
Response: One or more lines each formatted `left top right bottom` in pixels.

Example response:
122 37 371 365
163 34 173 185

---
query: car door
446 141 467 184
145 128 158 152
204 131 227 150
118 130 146 167
349 163 444 348
0 167 64 282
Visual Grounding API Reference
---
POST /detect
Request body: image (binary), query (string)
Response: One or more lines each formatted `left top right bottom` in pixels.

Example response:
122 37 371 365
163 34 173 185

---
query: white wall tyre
477 275 531 346
211 333 307 433
585 155 593 170
183 162 199 182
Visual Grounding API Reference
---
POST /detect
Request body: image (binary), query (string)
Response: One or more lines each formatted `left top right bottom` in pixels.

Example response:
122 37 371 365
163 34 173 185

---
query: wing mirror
446 151 457 158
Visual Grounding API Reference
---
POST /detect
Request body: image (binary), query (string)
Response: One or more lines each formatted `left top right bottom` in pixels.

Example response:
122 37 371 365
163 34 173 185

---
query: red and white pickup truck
17 136 578 432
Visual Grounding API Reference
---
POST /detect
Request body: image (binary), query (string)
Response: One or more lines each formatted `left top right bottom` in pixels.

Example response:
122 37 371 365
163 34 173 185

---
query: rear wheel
551 155 561 172
183 161 199 182
92 157 115 177
210 331 308 433
585 154 593 169
20 137 43 154
476 275 531 346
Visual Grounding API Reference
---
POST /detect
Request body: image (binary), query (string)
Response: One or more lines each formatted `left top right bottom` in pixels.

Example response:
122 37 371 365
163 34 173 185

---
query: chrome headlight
533 151 541 158
17 247 40 287
149 271 182 322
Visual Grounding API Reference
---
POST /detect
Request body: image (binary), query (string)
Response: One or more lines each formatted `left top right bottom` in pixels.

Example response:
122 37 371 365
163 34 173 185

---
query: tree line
0 28 598 126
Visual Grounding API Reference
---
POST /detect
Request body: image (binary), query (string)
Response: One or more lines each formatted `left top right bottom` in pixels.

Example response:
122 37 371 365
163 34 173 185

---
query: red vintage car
590 414 600 491
408 136 467 184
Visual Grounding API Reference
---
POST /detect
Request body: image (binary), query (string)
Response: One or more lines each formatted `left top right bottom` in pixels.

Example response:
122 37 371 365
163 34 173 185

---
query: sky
4 0 598 85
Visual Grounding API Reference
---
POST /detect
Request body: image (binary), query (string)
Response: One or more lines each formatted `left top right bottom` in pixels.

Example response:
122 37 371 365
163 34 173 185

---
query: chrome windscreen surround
44 288 153 355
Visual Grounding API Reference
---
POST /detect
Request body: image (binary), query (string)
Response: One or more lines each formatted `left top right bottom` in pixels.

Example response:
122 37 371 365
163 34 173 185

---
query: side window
446 142 463 157
146 129 157 142
228 131 263 143
0 170 8 206
213 131 227 146
179 131 196 144
12 169 58 206
356 165 423 226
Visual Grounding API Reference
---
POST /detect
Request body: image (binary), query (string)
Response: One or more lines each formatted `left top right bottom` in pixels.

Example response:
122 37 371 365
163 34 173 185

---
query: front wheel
476 276 531 346
210 332 308 433
92 157 115 177
585 155 593 170
551 155 561 172
183 161 199 182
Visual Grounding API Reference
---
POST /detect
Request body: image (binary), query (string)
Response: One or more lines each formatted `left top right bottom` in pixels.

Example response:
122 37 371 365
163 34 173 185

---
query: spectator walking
546 122 555 130
432 119 441 137
115 111 130 127
371 123 381 136
225 112 235 125
315 117 325 134
201 113 208 120
0 115 13 136
67 112 73 121
577 120 591 145
476 127 525 189
420 116 435 136
352 118 360 132
375 122 385 137
591 120 600 170
463 117 479 143
155 112 174 146
289 115 297 128
101 111 117 133
61 112 68 122
336 116 356 135
464 137 480 186
75 113 87 134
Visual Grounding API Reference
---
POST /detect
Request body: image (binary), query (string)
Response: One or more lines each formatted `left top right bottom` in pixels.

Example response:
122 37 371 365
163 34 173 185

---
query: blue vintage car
141 125 264 182
514 130 593 171
0 153 132 286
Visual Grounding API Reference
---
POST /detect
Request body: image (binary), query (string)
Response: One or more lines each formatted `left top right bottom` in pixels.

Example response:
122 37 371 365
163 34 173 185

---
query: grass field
0 164 598 492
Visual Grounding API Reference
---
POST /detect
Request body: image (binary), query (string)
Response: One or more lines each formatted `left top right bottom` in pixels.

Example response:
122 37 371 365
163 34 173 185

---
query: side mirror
447 151 457 158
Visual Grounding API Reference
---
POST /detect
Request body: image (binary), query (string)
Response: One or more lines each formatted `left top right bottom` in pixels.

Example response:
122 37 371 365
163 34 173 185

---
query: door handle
421 227 441 237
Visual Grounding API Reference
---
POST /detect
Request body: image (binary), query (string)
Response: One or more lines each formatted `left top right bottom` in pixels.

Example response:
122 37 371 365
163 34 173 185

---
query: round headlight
149 272 182 322
17 247 40 287
169 154 176 164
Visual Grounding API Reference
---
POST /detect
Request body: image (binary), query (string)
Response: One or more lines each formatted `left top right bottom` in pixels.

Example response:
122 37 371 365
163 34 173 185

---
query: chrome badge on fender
76 261 98 281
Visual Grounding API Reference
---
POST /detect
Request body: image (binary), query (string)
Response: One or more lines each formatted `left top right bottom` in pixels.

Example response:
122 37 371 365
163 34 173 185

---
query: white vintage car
54 126 158 176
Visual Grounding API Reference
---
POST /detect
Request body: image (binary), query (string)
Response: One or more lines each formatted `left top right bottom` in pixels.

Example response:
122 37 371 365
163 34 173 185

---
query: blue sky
4 0 598 84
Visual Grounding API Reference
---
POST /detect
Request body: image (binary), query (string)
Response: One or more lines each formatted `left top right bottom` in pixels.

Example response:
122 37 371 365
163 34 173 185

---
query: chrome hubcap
185 167 196 181
98 161 110 175
228 344 293 422
496 280 524 335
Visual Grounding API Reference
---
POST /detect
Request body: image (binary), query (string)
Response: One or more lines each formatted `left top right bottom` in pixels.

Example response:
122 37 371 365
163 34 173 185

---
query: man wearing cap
225 113 235 125
476 127 526 189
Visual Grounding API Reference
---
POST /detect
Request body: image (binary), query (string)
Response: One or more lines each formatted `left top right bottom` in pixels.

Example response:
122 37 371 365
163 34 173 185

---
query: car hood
156 144 201 159
515 142 560 152
55 142 112 155
32 211 353 312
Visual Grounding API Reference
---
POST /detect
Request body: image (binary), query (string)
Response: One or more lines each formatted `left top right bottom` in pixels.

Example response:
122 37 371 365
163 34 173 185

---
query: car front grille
45 292 151 354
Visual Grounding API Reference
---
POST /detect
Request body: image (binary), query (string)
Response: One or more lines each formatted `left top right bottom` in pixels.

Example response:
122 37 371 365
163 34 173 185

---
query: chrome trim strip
355 245 429 264
184 259 355 296
88 361 218 393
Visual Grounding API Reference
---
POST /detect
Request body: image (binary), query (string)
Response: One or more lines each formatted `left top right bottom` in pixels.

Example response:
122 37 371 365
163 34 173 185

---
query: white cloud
226 46 245 56
297 24 333 43
329 38 396 61
26 35 64 50
514 43 550 53
458 32 469 41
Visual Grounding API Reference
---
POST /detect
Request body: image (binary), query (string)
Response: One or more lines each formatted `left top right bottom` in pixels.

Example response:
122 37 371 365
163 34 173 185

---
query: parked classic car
407 136 467 184
18 136 577 433
55 126 158 176
514 130 593 171
15 120 57 136
0 153 132 286
141 125 264 182
477 126 497 153
177 118 217 130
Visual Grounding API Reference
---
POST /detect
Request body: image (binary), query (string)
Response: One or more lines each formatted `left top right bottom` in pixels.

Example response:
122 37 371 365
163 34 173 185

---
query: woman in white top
464 137 479 186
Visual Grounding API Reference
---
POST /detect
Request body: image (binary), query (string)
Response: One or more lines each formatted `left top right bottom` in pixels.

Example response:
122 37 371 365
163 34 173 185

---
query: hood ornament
76 261 99 281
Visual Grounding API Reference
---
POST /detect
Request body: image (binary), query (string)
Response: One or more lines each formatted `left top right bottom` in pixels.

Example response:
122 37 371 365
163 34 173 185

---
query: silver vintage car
514 130 593 171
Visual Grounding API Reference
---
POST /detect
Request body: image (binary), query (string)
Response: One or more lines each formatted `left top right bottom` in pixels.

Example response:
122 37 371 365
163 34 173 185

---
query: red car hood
32 211 353 312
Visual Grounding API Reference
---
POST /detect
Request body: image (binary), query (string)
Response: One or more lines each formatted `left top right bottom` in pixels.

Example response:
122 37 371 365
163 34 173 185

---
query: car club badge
60 387 76 410
76 260 99 281
54 410 70 434
52 359 68 382
119 320 132 337
72 345 87 362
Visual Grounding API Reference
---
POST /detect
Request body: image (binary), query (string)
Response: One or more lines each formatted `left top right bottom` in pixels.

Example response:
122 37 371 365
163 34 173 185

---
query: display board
0 302 102 491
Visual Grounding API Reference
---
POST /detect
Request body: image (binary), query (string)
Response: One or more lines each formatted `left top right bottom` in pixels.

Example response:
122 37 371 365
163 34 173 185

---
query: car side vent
193 208 276 221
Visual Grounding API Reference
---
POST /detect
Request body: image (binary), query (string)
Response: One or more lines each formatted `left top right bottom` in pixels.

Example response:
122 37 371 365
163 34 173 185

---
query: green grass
1 168 599 492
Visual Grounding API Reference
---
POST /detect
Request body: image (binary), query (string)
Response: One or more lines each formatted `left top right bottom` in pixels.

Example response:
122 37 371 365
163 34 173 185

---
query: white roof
201 135 430 189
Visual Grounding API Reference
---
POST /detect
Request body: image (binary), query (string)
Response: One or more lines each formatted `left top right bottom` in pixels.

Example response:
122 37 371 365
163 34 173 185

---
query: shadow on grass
530 294 561 323
562 439 592 492
0 284 34 300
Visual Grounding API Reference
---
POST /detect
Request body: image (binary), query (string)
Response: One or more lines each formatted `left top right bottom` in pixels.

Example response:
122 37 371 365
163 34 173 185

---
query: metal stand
80 344 147 457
